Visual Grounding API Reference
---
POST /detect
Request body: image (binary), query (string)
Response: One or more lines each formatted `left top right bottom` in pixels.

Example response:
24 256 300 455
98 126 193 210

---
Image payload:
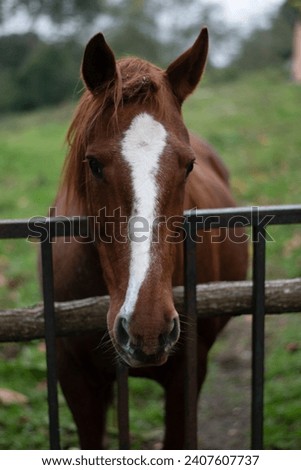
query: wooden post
292 19 301 83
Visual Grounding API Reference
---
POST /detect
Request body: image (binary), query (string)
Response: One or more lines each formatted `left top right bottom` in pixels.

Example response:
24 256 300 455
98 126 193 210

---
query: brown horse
51 28 248 449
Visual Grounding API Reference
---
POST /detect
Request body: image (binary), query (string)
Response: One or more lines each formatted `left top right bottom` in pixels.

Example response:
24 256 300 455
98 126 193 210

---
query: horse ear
82 33 117 93
166 27 208 105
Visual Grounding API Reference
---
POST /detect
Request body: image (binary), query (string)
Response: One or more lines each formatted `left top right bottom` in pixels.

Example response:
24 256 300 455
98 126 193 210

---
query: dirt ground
197 316 252 450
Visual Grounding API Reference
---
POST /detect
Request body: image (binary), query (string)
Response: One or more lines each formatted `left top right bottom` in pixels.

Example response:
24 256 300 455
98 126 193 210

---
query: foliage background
0 0 300 111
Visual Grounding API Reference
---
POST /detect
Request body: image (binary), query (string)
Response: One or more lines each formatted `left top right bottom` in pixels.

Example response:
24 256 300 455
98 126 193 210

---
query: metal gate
0 204 301 450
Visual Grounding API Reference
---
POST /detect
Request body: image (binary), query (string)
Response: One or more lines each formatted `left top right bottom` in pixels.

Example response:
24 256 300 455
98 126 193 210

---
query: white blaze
120 113 167 318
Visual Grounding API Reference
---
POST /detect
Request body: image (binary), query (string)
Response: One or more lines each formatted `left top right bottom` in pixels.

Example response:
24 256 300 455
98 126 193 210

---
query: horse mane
62 57 172 207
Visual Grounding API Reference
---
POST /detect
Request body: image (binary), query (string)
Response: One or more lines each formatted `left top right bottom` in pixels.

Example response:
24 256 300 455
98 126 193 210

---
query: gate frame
0 204 301 449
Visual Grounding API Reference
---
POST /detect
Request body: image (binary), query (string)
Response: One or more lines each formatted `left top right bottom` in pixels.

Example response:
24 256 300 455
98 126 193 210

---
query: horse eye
88 158 104 179
185 160 194 178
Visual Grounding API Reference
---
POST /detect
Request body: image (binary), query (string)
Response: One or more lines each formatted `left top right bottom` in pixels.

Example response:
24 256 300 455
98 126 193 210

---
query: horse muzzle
112 314 180 368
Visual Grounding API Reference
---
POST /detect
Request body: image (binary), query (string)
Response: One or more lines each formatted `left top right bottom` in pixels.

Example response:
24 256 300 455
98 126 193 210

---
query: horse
51 28 248 449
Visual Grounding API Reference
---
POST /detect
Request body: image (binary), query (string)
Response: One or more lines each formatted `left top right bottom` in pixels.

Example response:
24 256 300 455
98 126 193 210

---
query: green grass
0 105 71 219
0 341 78 449
0 71 301 449
264 315 301 449
184 70 301 207
0 105 70 308
0 340 164 449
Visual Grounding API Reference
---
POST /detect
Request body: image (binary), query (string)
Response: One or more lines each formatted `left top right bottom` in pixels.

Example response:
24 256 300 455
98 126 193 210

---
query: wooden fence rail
1 278 300 342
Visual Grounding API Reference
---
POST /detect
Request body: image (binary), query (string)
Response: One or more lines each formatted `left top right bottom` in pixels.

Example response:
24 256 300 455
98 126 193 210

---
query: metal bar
251 226 266 450
116 362 130 450
184 204 301 229
0 216 89 240
1 206 301 240
40 235 61 450
184 218 198 449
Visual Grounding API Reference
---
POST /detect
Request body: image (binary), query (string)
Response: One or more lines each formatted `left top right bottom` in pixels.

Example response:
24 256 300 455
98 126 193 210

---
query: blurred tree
0 0 107 24
0 0 234 111
0 33 41 110
0 0 228 64
0 33 82 111
17 39 82 109
0 32 39 69
230 1 299 75
105 0 166 64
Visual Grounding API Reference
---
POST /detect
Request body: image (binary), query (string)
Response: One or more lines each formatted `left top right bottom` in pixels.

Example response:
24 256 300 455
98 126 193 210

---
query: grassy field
0 70 301 449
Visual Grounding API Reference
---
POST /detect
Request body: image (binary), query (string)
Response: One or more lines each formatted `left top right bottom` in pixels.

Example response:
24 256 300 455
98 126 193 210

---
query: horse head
65 29 209 367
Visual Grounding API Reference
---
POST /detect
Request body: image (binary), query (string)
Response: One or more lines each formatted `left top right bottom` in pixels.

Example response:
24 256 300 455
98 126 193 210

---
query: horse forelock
118 57 162 102
62 57 172 206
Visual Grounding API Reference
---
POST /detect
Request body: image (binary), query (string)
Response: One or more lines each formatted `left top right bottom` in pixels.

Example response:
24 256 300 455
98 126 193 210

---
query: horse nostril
158 332 167 348
116 316 130 347
159 318 180 349
169 317 180 344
